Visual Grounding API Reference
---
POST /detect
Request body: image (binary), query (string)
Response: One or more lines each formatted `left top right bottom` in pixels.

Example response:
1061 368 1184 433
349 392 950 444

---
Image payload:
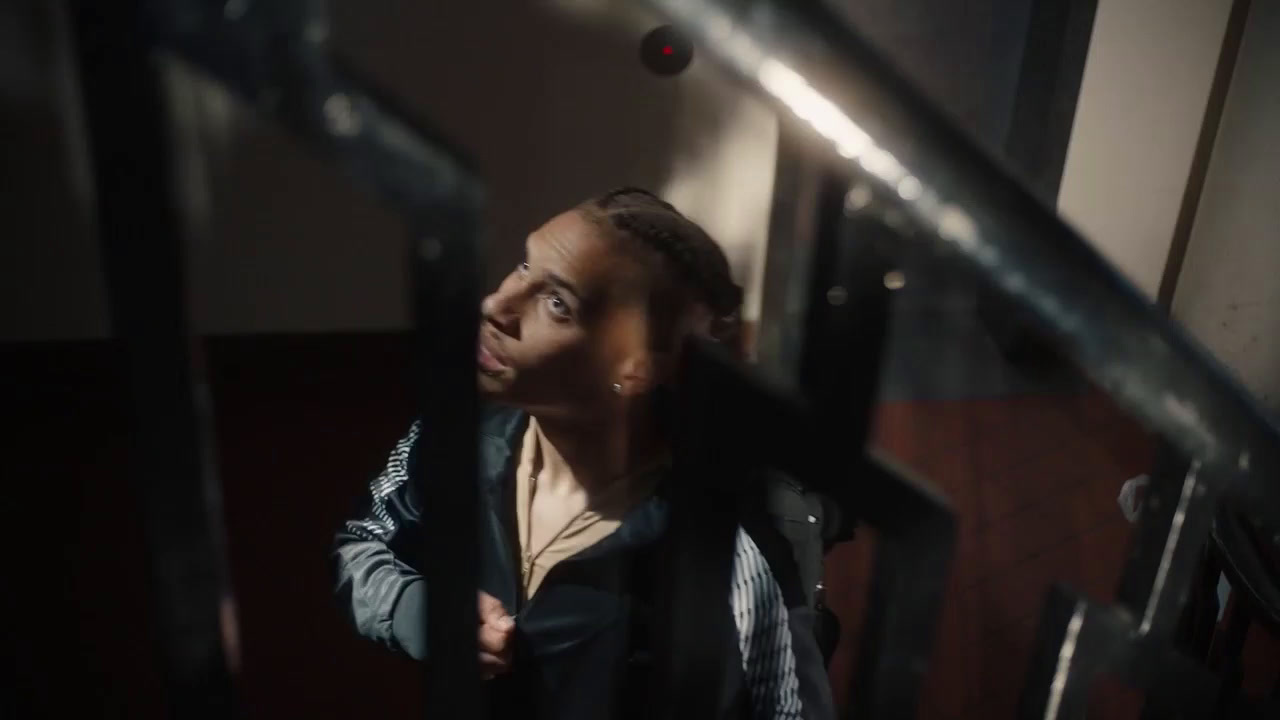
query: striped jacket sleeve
331 421 430 658
731 528 835 720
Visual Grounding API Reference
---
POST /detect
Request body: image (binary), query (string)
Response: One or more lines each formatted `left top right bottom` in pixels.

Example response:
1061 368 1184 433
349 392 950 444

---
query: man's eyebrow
544 272 583 300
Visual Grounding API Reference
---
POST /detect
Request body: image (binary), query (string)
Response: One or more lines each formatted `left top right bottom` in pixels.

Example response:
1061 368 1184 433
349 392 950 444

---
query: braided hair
580 187 745 357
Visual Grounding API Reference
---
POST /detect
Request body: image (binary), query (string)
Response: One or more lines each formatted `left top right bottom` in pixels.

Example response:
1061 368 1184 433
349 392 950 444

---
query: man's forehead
529 212 597 253
528 213 643 289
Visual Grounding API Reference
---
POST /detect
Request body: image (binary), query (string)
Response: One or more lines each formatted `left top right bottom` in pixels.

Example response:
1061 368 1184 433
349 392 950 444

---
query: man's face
476 210 656 420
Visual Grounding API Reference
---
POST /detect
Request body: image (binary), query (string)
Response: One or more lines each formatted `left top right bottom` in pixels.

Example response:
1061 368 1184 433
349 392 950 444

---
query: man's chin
476 369 509 397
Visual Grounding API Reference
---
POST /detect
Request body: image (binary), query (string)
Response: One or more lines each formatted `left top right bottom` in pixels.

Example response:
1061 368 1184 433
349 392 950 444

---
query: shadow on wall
192 0 700 333
330 0 686 281
197 0 770 334
2 0 751 339
325 0 752 298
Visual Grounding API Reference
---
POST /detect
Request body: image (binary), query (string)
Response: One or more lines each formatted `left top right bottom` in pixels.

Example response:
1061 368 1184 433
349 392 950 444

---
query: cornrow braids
587 187 744 320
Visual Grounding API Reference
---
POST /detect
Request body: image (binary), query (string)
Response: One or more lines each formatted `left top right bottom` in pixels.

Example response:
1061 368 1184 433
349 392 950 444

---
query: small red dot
662 45 673 55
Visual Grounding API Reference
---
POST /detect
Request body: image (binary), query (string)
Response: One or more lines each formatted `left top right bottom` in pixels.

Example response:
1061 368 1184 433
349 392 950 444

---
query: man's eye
546 293 571 319
518 262 531 276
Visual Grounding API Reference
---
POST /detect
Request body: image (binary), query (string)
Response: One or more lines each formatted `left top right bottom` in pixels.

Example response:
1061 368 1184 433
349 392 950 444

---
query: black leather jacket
332 406 836 719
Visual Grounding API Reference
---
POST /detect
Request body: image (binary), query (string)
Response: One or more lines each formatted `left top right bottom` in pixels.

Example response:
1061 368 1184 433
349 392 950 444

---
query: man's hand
478 591 515 679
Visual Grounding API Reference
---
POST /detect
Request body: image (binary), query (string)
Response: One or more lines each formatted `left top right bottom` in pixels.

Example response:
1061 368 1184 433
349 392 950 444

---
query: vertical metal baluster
1018 587 1092 720
69 1 239 717
413 211 486 717
757 131 825 380
658 342 744 719
849 457 955 720
1116 444 1221 642
799 179 957 719
797 177 896 455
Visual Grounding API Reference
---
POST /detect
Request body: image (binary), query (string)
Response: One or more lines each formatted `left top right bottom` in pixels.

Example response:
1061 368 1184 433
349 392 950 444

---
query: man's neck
532 408 665 500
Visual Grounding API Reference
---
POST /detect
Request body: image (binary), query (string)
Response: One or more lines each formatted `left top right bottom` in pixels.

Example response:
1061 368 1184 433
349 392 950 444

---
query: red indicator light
640 25 692 76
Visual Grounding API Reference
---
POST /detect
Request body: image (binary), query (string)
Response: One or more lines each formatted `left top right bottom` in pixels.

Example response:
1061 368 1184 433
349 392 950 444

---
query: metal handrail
642 0 1280 521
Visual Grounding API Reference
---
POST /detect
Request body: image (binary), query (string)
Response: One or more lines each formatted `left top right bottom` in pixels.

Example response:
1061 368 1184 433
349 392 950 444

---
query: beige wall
1057 0 1232 299
661 83 777 324
1172 0 1280 411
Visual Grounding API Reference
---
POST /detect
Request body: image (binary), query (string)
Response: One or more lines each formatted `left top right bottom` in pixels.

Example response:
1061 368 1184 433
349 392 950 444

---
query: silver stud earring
611 383 623 394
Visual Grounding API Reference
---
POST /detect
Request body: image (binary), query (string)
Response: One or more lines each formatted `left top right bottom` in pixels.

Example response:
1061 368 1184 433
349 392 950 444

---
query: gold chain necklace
521 471 590 590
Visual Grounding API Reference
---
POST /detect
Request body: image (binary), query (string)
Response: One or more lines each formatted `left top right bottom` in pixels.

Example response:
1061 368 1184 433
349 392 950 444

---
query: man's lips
477 342 509 373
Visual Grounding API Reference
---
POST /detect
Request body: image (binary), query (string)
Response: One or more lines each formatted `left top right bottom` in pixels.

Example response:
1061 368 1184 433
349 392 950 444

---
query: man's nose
481 289 521 337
